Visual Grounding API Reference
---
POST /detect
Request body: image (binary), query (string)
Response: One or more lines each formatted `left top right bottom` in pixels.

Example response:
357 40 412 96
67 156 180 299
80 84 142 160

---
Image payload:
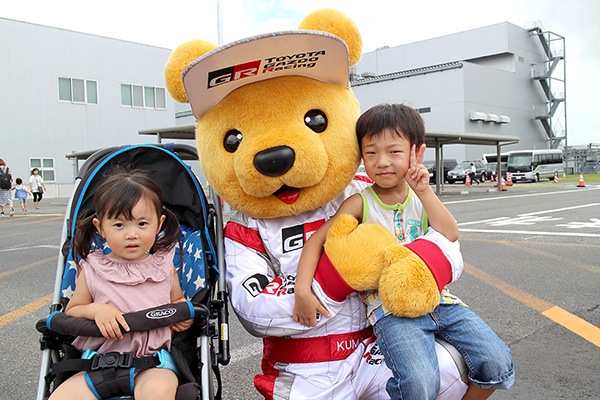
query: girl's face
361 128 411 189
93 197 165 262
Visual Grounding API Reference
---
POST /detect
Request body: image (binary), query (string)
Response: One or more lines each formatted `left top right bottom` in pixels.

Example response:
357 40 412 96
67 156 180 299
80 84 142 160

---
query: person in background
0 159 15 217
29 167 47 209
469 163 480 185
13 177 32 214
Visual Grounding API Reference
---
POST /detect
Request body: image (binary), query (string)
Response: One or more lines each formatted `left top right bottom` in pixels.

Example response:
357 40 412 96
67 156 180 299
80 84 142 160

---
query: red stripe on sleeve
404 239 452 292
224 222 267 254
314 251 355 301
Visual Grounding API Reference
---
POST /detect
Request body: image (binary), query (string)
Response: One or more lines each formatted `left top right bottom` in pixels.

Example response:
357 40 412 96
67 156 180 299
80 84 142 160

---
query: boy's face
361 128 411 189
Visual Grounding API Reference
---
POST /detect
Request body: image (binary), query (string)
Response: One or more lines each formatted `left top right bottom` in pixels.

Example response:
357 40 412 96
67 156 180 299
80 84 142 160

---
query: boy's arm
293 220 330 327
293 194 364 326
406 144 459 242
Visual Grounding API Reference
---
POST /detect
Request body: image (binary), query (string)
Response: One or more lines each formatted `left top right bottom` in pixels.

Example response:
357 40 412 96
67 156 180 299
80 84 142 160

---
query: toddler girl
13 178 31 214
49 170 192 400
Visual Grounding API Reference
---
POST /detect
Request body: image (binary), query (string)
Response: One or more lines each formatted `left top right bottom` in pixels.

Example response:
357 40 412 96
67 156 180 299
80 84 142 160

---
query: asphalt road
1 181 599 399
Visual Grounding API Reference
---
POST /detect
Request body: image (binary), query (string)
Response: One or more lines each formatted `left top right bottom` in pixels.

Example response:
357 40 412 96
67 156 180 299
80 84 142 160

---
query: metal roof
138 124 520 147
136 124 520 194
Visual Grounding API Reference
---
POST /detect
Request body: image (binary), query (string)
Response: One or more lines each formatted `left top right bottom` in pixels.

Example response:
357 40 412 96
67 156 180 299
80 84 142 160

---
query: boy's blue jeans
373 304 514 400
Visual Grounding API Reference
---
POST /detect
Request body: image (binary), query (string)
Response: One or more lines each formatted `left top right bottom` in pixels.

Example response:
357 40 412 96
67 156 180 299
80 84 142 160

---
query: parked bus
482 153 509 181
482 153 508 164
506 149 563 182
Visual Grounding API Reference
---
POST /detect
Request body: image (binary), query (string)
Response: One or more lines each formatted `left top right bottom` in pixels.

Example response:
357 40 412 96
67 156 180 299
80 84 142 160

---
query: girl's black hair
73 170 180 260
356 103 425 151
16 177 22 185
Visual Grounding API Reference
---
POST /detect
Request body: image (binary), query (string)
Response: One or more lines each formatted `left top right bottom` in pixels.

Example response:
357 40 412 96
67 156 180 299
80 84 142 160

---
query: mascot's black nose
254 146 296 177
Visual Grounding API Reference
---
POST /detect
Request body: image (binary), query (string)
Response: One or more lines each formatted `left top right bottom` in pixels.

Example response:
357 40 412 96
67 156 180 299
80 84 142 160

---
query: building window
121 84 166 110
29 158 55 182
58 77 98 104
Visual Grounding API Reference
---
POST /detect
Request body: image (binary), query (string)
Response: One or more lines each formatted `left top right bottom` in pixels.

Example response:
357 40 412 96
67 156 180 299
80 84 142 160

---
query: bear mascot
165 8 468 400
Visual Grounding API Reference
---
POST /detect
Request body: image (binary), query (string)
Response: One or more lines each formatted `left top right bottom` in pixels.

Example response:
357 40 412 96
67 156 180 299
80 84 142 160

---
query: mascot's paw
323 214 397 291
378 244 440 318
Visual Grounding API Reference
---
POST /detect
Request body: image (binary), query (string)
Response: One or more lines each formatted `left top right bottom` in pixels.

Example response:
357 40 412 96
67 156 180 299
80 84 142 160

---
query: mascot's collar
182 30 350 119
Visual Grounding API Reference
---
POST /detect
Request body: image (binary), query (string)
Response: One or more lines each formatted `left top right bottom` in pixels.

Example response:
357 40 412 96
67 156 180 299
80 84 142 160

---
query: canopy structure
138 125 520 194
424 130 520 193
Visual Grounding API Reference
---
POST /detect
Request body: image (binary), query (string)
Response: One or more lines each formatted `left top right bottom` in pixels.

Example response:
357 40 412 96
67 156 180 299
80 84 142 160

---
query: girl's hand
406 144 430 193
293 291 330 327
172 319 193 332
92 303 130 339
172 297 193 332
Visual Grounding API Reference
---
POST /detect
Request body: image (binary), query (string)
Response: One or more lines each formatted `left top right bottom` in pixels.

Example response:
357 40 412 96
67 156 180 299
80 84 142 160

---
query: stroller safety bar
37 301 209 338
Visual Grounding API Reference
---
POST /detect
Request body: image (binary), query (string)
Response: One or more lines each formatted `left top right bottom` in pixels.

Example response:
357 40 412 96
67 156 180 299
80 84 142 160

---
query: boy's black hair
356 103 425 151
73 170 180 260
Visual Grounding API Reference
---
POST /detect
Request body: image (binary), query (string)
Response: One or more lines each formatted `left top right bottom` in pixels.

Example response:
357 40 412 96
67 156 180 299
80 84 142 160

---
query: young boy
294 104 514 400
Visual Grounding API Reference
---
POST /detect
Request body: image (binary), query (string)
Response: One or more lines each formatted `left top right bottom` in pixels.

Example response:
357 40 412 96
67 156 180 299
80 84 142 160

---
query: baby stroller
35 143 230 400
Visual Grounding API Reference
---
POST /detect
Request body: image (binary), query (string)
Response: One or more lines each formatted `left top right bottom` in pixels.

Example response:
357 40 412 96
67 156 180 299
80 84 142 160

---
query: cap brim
182 30 350 120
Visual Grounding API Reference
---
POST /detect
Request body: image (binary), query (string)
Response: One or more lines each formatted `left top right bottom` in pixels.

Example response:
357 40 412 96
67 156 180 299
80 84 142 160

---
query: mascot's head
165 8 362 218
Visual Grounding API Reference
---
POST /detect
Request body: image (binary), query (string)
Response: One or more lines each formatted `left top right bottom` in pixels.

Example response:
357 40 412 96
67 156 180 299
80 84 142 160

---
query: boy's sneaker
9 208 14 216
24 209 27 214
0 212 4 216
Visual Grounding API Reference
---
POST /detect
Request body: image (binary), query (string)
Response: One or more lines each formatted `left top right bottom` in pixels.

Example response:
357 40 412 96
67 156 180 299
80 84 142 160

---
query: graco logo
146 308 177 319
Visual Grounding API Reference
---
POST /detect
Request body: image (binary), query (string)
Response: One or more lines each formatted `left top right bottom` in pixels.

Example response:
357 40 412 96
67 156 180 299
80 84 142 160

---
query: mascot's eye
304 110 328 133
223 130 243 153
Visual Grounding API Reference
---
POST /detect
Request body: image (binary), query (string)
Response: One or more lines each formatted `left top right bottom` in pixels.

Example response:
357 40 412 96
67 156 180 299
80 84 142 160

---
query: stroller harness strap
51 349 179 399
262 327 373 363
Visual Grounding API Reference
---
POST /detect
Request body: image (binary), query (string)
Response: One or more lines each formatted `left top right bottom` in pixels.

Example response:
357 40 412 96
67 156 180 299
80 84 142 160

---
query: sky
2 0 599 146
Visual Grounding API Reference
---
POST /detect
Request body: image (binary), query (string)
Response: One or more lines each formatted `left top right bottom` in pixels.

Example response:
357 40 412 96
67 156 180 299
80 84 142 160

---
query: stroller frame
36 143 229 400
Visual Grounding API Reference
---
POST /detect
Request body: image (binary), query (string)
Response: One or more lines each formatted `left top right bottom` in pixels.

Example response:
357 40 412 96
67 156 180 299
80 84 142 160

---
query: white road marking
452 188 600 238
444 185 600 205
458 228 600 238
0 245 60 253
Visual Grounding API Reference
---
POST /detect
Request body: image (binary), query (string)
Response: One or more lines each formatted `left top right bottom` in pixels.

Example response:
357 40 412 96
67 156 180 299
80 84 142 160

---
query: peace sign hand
405 144 429 194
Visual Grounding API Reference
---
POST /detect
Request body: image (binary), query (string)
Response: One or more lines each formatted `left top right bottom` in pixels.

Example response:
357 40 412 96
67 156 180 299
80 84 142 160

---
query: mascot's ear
165 39 217 103
298 8 362 67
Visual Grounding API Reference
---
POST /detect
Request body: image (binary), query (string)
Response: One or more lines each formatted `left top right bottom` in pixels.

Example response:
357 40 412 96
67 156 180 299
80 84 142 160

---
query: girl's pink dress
72 248 176 357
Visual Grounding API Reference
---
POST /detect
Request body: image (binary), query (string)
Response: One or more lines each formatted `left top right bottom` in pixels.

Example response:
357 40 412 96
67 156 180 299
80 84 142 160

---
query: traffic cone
501 176 507 191
506 172 513 186
563 171 567 179
465 175 471 186
554 172 559 183
577 172 585 187
491 173 496 186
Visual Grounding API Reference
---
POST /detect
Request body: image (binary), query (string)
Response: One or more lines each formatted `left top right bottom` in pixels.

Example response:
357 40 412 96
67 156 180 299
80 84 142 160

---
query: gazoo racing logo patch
208 60 261 88
281 219 325 254
260 275 296 296
242 273 270 297
146 308 177 319
207 50 327 89
262 50 325 73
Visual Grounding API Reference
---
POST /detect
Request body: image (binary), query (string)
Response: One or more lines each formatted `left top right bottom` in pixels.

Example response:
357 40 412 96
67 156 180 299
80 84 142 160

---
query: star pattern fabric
62 225 217 301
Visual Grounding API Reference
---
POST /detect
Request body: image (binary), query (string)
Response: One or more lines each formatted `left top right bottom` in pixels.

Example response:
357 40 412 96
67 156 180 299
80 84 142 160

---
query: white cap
182 30 350 119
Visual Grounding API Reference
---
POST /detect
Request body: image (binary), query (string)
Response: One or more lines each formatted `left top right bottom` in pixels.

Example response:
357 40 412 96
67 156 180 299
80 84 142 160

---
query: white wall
0 18 179 193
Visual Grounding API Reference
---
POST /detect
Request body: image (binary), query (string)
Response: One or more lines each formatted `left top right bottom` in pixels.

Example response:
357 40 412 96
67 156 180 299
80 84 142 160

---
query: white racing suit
224 180 466 399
